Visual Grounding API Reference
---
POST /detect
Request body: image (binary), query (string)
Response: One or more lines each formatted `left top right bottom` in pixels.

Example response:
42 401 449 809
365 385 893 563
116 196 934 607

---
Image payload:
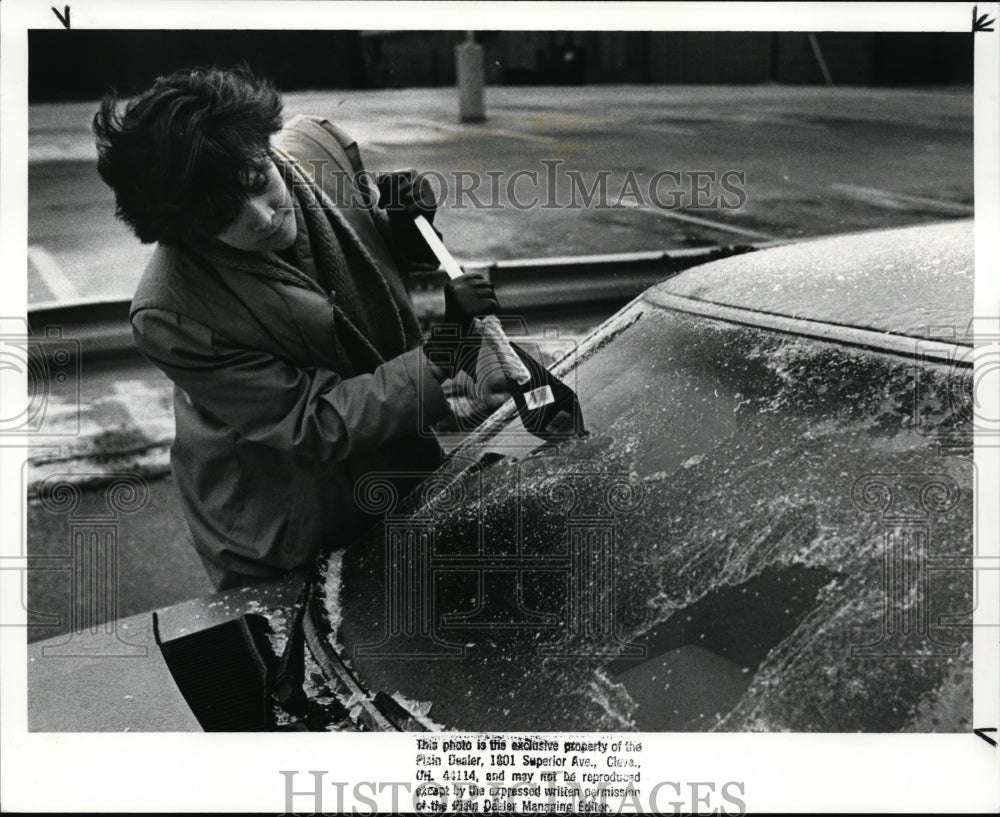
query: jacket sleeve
308 116 441 273
131 307 450 462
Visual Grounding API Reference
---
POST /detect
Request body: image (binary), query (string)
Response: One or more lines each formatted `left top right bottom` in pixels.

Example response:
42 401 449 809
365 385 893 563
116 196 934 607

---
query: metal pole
456 30 486 122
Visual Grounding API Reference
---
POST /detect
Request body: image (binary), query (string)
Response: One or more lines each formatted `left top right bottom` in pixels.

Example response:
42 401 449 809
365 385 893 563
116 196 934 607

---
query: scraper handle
413 215 531 385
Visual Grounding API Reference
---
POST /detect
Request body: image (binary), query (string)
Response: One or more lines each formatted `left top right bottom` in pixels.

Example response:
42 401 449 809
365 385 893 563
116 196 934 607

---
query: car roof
651 219 973 344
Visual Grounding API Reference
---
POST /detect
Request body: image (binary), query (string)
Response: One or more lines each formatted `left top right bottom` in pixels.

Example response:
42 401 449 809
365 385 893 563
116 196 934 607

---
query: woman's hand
451 356 513 416
376 169 437 222
444 272 500 334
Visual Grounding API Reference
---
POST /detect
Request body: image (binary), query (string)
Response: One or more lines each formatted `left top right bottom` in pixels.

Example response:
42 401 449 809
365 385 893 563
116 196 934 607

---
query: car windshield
335 300 972 732
456 299 968 473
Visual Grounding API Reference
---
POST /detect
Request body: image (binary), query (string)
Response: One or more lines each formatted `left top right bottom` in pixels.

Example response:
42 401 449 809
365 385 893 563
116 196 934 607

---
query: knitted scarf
192 149 409 377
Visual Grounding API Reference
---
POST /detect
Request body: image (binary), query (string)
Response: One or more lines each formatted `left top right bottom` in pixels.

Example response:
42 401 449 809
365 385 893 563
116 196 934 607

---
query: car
324 218 975 733
27 219 975 734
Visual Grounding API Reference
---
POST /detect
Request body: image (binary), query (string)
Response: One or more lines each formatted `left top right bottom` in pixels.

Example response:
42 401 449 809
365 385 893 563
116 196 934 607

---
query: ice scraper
414 215 586 442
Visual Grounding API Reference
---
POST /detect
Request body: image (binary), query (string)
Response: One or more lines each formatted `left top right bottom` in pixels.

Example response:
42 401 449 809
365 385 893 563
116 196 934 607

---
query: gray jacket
130 115 448 587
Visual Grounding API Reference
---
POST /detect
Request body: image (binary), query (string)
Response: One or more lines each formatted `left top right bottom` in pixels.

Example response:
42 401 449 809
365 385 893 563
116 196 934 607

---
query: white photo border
1 1 997 813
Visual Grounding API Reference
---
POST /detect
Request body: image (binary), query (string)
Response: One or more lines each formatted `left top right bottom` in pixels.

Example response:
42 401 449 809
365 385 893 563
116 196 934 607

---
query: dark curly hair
93 66 284 245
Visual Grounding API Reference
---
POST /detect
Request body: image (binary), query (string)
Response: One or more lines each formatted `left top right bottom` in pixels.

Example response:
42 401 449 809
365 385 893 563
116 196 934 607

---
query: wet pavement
28 85 972 303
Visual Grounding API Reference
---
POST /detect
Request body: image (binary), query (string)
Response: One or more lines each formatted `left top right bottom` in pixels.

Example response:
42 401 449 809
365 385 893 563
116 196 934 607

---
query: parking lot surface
28 85 972 304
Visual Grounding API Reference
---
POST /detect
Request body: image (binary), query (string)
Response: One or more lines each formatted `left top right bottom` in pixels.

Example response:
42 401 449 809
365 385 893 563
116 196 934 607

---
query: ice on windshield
330 305 972 732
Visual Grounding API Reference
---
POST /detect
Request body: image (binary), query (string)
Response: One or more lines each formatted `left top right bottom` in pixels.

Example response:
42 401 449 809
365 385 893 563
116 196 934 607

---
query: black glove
444 272 499 334
424 273 500 379
377 169 439 269
376 169 437 223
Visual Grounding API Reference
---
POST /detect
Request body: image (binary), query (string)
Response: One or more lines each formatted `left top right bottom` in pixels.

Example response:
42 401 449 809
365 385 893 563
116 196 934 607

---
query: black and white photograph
2 1 998 813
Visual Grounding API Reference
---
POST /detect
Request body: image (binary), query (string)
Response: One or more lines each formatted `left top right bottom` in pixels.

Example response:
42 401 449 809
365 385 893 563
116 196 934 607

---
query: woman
94 66 498 588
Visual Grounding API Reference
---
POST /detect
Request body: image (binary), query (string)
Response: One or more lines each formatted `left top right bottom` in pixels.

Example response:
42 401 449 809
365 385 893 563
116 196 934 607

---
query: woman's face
215 159 297 252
